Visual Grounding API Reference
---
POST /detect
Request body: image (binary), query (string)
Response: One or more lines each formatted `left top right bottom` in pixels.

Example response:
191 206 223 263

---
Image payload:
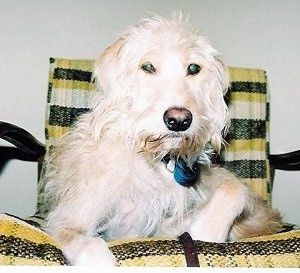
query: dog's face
93 15 229 161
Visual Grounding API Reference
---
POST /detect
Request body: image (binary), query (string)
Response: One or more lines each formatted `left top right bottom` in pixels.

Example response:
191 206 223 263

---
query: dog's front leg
49 227 116 266
187 179 248 242
46 200 117 266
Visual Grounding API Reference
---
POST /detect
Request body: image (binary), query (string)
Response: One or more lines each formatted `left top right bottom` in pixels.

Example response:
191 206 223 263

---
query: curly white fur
42 13 282 265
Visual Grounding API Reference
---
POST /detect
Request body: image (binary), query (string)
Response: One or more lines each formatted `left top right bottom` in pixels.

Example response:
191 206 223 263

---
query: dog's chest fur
95 160 202 241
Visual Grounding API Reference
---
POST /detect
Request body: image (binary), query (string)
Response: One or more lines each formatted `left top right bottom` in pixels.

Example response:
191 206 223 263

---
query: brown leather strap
178 232 200 267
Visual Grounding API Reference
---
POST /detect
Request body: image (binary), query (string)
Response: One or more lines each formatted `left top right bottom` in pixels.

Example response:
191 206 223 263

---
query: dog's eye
187 63 201 76
141 62 156 74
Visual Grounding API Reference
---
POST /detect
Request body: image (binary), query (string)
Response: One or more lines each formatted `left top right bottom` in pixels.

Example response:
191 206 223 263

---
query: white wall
0 0 299 224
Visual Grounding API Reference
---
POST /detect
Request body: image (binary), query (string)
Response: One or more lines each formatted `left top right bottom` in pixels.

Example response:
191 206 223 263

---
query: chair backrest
222 67 271 201
36 58 271 214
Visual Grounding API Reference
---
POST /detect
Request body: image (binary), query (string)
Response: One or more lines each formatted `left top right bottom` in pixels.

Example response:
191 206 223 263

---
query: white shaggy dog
43 14 282 265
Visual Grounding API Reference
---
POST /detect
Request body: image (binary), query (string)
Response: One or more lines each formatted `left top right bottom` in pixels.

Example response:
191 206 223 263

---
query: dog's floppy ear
93 38 126 95
209 56 230 153
213 54 230 96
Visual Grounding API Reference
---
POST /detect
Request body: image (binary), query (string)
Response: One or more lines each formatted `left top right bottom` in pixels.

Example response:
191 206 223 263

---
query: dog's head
93 14 229 163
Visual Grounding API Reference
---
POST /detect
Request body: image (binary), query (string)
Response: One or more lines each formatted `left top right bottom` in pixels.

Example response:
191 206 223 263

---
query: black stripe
47 83 52 103
194 238 300 257
4 213 41 228
229 81 267 94
45 127 49 141
222 160 267 179
110 237 300 263
48 105 90 127
53 67 93 82
0 235 67 264
109 240 184 260
266 102 270 122
226 119 266 140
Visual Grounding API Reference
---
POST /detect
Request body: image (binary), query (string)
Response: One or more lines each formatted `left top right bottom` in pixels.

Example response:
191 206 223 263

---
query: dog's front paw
62 235 117 266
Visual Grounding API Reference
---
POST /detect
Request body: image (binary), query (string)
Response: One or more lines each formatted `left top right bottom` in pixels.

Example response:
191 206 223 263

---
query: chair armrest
269 150 300 171
0 121 45 162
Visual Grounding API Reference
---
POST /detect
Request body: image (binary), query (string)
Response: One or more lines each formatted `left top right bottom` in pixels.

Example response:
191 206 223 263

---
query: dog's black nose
163 107 193 132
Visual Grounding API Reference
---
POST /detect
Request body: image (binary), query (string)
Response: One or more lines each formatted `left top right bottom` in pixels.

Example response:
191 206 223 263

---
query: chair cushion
1 213 299 267
109 230 300 267
0 213 66 265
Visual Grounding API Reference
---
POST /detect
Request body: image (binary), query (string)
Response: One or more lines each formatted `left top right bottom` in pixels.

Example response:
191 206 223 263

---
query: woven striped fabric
108 230 300 267
45 57 95 147
221 67 271 202
0 213 66 265
1 213 299 267
36 58 96 214
37 58 271 214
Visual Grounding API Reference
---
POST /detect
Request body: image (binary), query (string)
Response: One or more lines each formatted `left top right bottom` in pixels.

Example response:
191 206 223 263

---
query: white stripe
223 150 267 161
228 101 266 120
49 88 95 108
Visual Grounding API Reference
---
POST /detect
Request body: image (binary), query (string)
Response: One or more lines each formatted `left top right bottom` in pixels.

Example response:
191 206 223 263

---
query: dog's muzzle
163 107 192 132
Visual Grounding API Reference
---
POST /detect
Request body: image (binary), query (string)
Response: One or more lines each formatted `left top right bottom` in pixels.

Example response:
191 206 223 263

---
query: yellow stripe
117 254 186 267
240 178 268 201
272 253 300 268
248 253 300 268
241 229 300 242
230 92 266 103
0 255 61 266
52 79 96 91
231 255 249 267
199 252 300 267
54 58 95 71
226 139 266 152
0 220 58 246
46 124 71 140
108 237 168 247
229 67 267 83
